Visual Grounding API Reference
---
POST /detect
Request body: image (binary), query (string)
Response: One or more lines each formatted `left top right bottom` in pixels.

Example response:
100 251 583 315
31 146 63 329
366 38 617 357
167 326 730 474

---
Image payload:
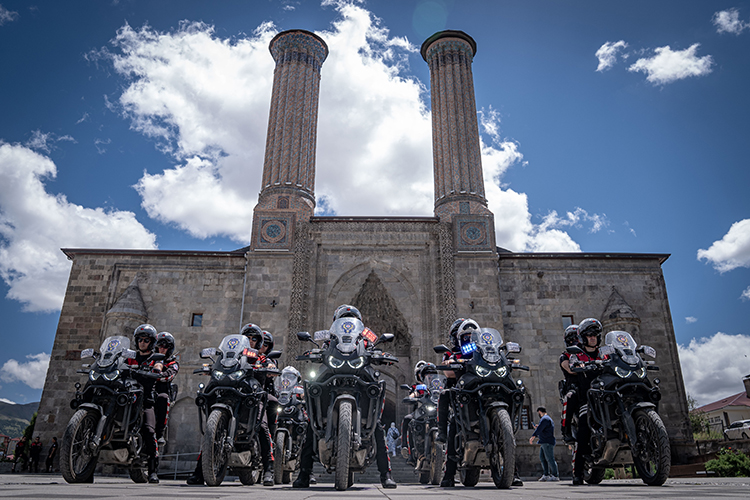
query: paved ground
1 474 750 500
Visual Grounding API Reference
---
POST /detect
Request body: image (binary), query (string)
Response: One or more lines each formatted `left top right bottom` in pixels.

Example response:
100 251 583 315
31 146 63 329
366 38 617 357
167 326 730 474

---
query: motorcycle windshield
275 371 298 393
98 336 131 368
329 317 365 354
604 331 640 365
474 328 504 364
217 335 252 368
423 372 447 393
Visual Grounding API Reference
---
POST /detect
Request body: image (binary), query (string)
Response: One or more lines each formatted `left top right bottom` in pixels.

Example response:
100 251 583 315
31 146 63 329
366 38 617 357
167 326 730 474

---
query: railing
158 451 200 480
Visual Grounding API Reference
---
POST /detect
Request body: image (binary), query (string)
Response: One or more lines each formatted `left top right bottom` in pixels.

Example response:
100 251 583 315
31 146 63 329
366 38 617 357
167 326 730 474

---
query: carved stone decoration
287 220 312 360
601 287 642 338
102 276 148 341
438 223 457 333
350 270 412 357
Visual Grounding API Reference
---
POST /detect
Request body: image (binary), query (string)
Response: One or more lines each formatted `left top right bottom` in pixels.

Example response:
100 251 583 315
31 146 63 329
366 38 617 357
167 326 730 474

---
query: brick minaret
252 29 328 250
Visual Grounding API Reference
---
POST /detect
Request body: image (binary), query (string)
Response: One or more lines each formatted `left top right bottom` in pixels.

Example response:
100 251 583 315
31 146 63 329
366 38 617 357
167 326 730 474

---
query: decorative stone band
270 29 329 70
421 30 477 61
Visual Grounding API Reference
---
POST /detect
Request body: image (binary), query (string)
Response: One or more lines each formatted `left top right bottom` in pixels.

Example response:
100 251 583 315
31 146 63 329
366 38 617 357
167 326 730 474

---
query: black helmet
134 324 157 349
448 318 466 348
156 332 176 358
578 318 603 347
333 304 362 322
262 331 274 352
416 362 437 383
564 324 580 347
241 323 264 349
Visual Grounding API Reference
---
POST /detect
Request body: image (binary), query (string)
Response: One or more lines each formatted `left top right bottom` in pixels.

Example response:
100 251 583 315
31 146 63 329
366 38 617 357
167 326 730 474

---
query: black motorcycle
296 318 397 491
61 335 164 483
272 370 308 484
435 328 527 489
400 371 447 484
194 334 281 486
567 330 670 486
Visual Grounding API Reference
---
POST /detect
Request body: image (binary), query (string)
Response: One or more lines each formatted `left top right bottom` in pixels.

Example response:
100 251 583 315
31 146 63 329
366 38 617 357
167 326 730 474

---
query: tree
687 394 710 437
22 412 37 441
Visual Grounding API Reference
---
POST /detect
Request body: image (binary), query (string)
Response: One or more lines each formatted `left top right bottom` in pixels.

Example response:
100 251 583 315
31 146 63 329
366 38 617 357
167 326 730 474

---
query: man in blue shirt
529 406 559 481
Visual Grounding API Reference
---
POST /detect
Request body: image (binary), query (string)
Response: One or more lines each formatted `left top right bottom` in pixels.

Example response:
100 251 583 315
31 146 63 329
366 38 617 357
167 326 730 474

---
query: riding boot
186 456 204 485
440 458 457 487
380 471 397 488
436 392 449 443
292 468 311 488
148 457 160 483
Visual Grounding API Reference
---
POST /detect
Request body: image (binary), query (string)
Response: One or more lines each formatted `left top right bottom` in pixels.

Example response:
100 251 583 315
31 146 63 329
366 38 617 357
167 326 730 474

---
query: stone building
35 29 692 475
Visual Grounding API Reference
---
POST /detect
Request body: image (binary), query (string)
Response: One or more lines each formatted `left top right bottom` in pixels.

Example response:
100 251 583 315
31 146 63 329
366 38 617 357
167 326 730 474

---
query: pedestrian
529 406 559 482
11 436 28 473
29 436 42 473
386 422 400 457
46 437 58 473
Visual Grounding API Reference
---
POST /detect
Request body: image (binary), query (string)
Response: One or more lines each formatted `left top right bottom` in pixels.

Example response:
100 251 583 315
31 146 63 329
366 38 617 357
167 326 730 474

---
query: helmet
241 323 264 349
155 332 175 358
564 324 580 347
413 360 428 382
262 331 274 352
578 318 603 347
333 304 362 322
416 362 437 383
458 319 480 346
134 324 157 349
448 318 467 348
281 366 301 386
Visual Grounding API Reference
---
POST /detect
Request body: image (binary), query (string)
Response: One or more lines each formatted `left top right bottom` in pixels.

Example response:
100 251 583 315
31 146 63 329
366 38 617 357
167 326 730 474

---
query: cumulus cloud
697 219 750 273
0 5 19 26
628 44 713 85
679 333 750 406
0 353 50 390
686 316 698 324
595 40 628 71
99 0 584 252
742 287 750 301
713 8 750 35
0 142 157 311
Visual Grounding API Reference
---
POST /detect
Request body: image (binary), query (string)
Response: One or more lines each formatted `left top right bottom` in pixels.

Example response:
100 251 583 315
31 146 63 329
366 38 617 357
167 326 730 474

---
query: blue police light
461 342 478 355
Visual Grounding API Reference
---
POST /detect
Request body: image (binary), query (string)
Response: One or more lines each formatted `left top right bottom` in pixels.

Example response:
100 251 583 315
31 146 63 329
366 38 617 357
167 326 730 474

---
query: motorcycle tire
419 470 430 484
335 400 353 491
460 466 481 487
238 468 259 485
490 408 516 489
60 409 99 484
632 409 671 486
584 465 606 484
282 470 292 484
274 432 286 485
429 433 444 485
128 467 148 483
202 409 231 486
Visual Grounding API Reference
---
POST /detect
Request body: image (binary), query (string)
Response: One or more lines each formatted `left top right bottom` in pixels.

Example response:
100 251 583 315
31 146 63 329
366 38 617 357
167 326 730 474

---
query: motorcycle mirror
505 342 521 353
266 350 283 359
149 353 166 362
599 345 615 357
400 384 412 391
200 347 218 358
637 345 657 358
433 344 450 354
566 345 584 355
123 349 137 359
313 330 329 341
297 331 312 342
80 348 94 359
379 333 395 343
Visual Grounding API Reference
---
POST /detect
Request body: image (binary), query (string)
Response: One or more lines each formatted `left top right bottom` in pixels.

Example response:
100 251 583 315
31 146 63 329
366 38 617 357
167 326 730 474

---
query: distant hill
0 401 39 438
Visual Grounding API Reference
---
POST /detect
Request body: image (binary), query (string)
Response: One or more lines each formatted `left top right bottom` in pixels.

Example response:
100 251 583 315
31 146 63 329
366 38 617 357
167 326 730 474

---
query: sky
0 0 749 407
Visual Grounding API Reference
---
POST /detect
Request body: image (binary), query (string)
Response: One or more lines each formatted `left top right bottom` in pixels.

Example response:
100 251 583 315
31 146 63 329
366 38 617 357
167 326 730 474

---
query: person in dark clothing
153 332 179 446
28 436 42 473
45 437 58 473
559 324 580 444
11 436 27 473
529 407 558 481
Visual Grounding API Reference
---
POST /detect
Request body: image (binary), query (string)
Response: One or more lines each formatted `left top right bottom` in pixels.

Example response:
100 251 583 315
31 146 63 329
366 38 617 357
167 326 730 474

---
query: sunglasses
137 338 152 343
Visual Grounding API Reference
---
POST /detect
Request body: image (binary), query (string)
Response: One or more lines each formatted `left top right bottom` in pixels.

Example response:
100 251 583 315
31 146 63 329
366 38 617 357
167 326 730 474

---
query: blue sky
0 0 749 407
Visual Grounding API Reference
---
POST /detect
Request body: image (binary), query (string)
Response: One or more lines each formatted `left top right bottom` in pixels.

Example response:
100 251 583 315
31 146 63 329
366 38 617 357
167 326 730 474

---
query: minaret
252 29 328 250
422 30 495 251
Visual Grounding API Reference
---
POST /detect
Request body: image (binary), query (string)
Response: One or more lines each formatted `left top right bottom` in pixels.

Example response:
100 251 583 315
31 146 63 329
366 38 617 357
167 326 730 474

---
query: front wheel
238 468 260 485
490 408 516 489
460 466 481 487
584 464 606 484
429 432 444 485
60 409 99 483
129 467 148 483
274 432 286 484
632 409 671 486
335 400 353 491
202 409 232 486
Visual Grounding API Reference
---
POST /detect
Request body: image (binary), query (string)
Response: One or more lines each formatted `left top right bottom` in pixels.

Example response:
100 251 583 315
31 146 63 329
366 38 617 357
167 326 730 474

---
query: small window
562 315 574 328
191 313 203 327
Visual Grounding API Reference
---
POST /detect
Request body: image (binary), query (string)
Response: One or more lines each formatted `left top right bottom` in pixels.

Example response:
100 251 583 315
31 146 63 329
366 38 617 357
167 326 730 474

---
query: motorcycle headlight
227 370 245 381
495 366 508 378
328 356 346 369
102 369 120 381
475 365 492 377
347 357 366 369
635 367 647 379
89 370 101 381
212 370 226 380
425 405 436 413
614 366 632 378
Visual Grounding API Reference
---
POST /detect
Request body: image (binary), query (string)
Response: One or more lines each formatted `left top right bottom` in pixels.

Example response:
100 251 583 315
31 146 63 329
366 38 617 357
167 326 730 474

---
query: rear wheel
238 468 259 485
429 433 444 485
60 409 99 483
335 401 353 491
490 408 516 489
274 432 286 484
584 464 606 484
632 409 671 486
202 410 231 486
128 467 148 483
460 466 481 487
419 470 430 484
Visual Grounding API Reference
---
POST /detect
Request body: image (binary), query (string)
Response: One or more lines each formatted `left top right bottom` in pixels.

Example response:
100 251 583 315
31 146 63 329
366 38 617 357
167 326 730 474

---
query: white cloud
713 8 750 35
628 44 713 85
686 316 697 324
101 1 585 253
741 287 750 301
0 353 50 390
0 142 157 312
0 398 16 405
595 40 628 72
679 332 750 406
0 5 19 26
697 218 750 273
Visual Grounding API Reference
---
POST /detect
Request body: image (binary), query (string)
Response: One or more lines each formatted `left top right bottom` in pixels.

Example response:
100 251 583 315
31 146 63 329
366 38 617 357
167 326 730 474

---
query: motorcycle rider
293 304 397 489
570 318 605 486
261 331 281 438
559 324 580 444
153 332 179 446
401 360 427 456
127 324 161 484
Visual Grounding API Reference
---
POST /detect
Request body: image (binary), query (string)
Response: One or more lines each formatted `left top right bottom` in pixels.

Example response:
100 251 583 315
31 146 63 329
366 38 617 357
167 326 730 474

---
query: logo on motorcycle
106 339 120 352
616 334 629 347
227 338 240 349
430 378 442 390
281 378 292 388
341 321 355 334
481 332 493 344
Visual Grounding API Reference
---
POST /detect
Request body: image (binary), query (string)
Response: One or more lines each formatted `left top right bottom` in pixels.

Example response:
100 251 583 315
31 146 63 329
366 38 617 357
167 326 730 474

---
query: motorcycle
61 335 164 484
296 318 397 491
435 328 527 489
193 334 281 486
400 371 447 485
272 370 308 484
567 330 670 486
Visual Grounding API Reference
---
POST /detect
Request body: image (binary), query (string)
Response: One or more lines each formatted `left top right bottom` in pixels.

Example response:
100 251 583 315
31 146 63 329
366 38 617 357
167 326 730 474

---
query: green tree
687 394 710 437
22 412 37 441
